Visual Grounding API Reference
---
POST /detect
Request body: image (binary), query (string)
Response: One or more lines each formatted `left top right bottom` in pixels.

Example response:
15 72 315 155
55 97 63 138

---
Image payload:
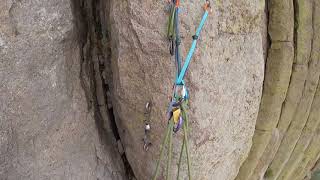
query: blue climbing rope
176 10 209 85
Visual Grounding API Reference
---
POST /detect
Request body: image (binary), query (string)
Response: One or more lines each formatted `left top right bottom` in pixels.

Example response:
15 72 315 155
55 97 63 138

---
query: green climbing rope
152 119 172 180
166 119 174 180
176 101 191 180
181 103 191 180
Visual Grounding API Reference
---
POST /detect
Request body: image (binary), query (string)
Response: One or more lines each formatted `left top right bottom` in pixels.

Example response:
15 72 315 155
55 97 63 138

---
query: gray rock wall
0 0 124 179
2 0 319 180
108 1 265 180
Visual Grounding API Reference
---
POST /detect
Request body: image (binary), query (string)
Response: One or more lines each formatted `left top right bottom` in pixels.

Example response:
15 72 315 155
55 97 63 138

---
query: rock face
236 0 320 180
108 0 265 180
311 161 320 180
0 0 125 179
4 0 320 180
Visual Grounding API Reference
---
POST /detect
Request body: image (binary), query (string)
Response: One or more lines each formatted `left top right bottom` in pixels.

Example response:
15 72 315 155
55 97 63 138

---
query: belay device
152 1 211 180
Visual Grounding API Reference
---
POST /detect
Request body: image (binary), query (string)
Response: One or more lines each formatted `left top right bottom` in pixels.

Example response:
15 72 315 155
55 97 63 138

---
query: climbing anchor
152 1 211 180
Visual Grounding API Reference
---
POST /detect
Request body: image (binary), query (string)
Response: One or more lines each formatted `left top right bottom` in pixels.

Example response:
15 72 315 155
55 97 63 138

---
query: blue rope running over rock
152 1 211 180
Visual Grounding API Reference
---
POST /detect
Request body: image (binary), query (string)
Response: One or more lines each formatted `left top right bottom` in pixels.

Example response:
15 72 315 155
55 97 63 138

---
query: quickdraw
167 0 177 56
152 1 211 180
143 101 152 151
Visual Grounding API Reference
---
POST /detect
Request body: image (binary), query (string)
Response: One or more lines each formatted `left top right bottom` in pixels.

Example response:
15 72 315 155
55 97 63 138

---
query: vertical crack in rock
70 0 135 179
309 157 320 179
8 1 19 36
276 0 320 179
266 0 317 178
265 0 271 61
237 0 320 179
236 0 294 179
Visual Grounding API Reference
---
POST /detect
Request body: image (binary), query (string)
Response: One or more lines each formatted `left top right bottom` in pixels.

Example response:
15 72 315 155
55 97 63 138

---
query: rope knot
192 35 199 40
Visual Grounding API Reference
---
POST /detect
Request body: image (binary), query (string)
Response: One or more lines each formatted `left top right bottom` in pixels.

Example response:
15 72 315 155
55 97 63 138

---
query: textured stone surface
277 3 320 178
280 83 320 180
2 0 320 179
291 126 320 180
236 0 294 179
265 0 320 179
249 129 280 180
0 0 124 179
108 0 265 180
311 161 320 180
237 0 320 179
